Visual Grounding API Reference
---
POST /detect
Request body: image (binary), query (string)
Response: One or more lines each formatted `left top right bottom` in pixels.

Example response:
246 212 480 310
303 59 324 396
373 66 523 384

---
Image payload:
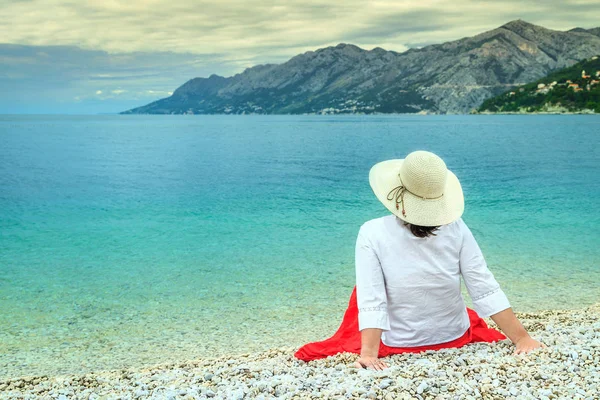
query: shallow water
1 114 599 378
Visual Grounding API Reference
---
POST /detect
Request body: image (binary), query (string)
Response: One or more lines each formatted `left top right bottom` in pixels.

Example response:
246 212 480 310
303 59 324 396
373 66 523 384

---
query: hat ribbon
386 185 444 217
386 185 409 217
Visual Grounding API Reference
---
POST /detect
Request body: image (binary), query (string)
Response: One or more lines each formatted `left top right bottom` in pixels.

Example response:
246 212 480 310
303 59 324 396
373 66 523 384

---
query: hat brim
369 159 464 227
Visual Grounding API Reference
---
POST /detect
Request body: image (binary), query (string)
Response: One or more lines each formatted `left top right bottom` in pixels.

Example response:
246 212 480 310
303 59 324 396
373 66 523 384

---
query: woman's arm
458 220 544 354
354 225 390 369
490 308 545 354
354 328 388 370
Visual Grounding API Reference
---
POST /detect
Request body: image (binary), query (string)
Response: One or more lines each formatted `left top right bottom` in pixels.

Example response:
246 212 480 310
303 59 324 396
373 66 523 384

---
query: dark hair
404 222 440 238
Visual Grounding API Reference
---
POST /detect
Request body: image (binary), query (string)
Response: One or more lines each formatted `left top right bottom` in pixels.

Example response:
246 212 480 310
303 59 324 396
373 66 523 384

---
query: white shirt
356 215 510 347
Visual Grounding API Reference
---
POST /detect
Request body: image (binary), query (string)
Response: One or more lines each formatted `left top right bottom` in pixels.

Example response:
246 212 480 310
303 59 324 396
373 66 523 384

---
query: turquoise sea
1 115 599 378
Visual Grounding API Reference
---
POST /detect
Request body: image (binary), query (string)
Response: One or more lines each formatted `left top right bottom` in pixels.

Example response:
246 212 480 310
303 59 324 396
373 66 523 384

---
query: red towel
294 286 506 361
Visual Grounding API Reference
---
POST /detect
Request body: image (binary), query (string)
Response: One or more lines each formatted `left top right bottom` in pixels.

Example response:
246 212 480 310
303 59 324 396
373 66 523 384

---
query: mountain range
123 20 600 115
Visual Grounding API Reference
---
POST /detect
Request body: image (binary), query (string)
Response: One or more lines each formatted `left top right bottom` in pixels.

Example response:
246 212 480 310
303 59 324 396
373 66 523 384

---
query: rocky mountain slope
123 20 600 115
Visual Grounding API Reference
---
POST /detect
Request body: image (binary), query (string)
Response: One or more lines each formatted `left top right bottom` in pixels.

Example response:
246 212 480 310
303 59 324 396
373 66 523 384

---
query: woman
295 151 544 370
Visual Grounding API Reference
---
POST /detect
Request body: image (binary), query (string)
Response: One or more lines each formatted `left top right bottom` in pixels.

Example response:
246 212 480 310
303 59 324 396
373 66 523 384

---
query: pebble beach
2 304 599 400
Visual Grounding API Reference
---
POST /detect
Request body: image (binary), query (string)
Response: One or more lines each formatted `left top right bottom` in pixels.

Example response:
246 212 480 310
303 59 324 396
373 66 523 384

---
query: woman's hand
357 328 385 369
354 356 388 370
514 336 546 354
490 308 547 355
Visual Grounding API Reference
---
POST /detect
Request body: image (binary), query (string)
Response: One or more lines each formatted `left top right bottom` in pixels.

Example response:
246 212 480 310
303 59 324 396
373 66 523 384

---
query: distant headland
477 56 600 114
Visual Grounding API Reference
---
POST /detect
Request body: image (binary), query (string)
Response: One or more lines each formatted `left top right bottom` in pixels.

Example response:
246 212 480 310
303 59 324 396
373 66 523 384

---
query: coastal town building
582 70 591 79
534 83 550 94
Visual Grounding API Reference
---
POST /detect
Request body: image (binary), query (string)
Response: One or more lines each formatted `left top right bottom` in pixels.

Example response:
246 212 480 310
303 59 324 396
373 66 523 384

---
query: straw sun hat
369 151 464 227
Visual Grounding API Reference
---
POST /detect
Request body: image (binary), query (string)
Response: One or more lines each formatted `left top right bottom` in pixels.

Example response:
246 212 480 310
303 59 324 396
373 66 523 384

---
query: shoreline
119 110 599 116
2 303 599 399
474 111 598 115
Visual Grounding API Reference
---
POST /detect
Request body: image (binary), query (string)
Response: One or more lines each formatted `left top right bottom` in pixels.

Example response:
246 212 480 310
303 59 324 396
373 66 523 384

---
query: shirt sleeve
355 226 390 331
459 220 511 318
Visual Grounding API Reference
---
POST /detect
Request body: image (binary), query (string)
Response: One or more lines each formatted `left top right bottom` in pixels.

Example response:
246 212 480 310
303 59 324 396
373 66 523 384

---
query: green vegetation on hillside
478 56 600 113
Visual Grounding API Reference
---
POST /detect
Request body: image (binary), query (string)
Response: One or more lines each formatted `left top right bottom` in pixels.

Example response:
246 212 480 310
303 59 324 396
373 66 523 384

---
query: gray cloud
2 1 598 58
0 44 243 113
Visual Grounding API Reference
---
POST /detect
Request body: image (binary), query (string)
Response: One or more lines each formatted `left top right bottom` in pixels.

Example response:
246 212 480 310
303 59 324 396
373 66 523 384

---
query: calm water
1 115 599 378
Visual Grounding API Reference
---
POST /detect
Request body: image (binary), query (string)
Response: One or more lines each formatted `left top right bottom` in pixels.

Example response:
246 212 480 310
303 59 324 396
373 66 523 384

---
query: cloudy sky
1 0 599 114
